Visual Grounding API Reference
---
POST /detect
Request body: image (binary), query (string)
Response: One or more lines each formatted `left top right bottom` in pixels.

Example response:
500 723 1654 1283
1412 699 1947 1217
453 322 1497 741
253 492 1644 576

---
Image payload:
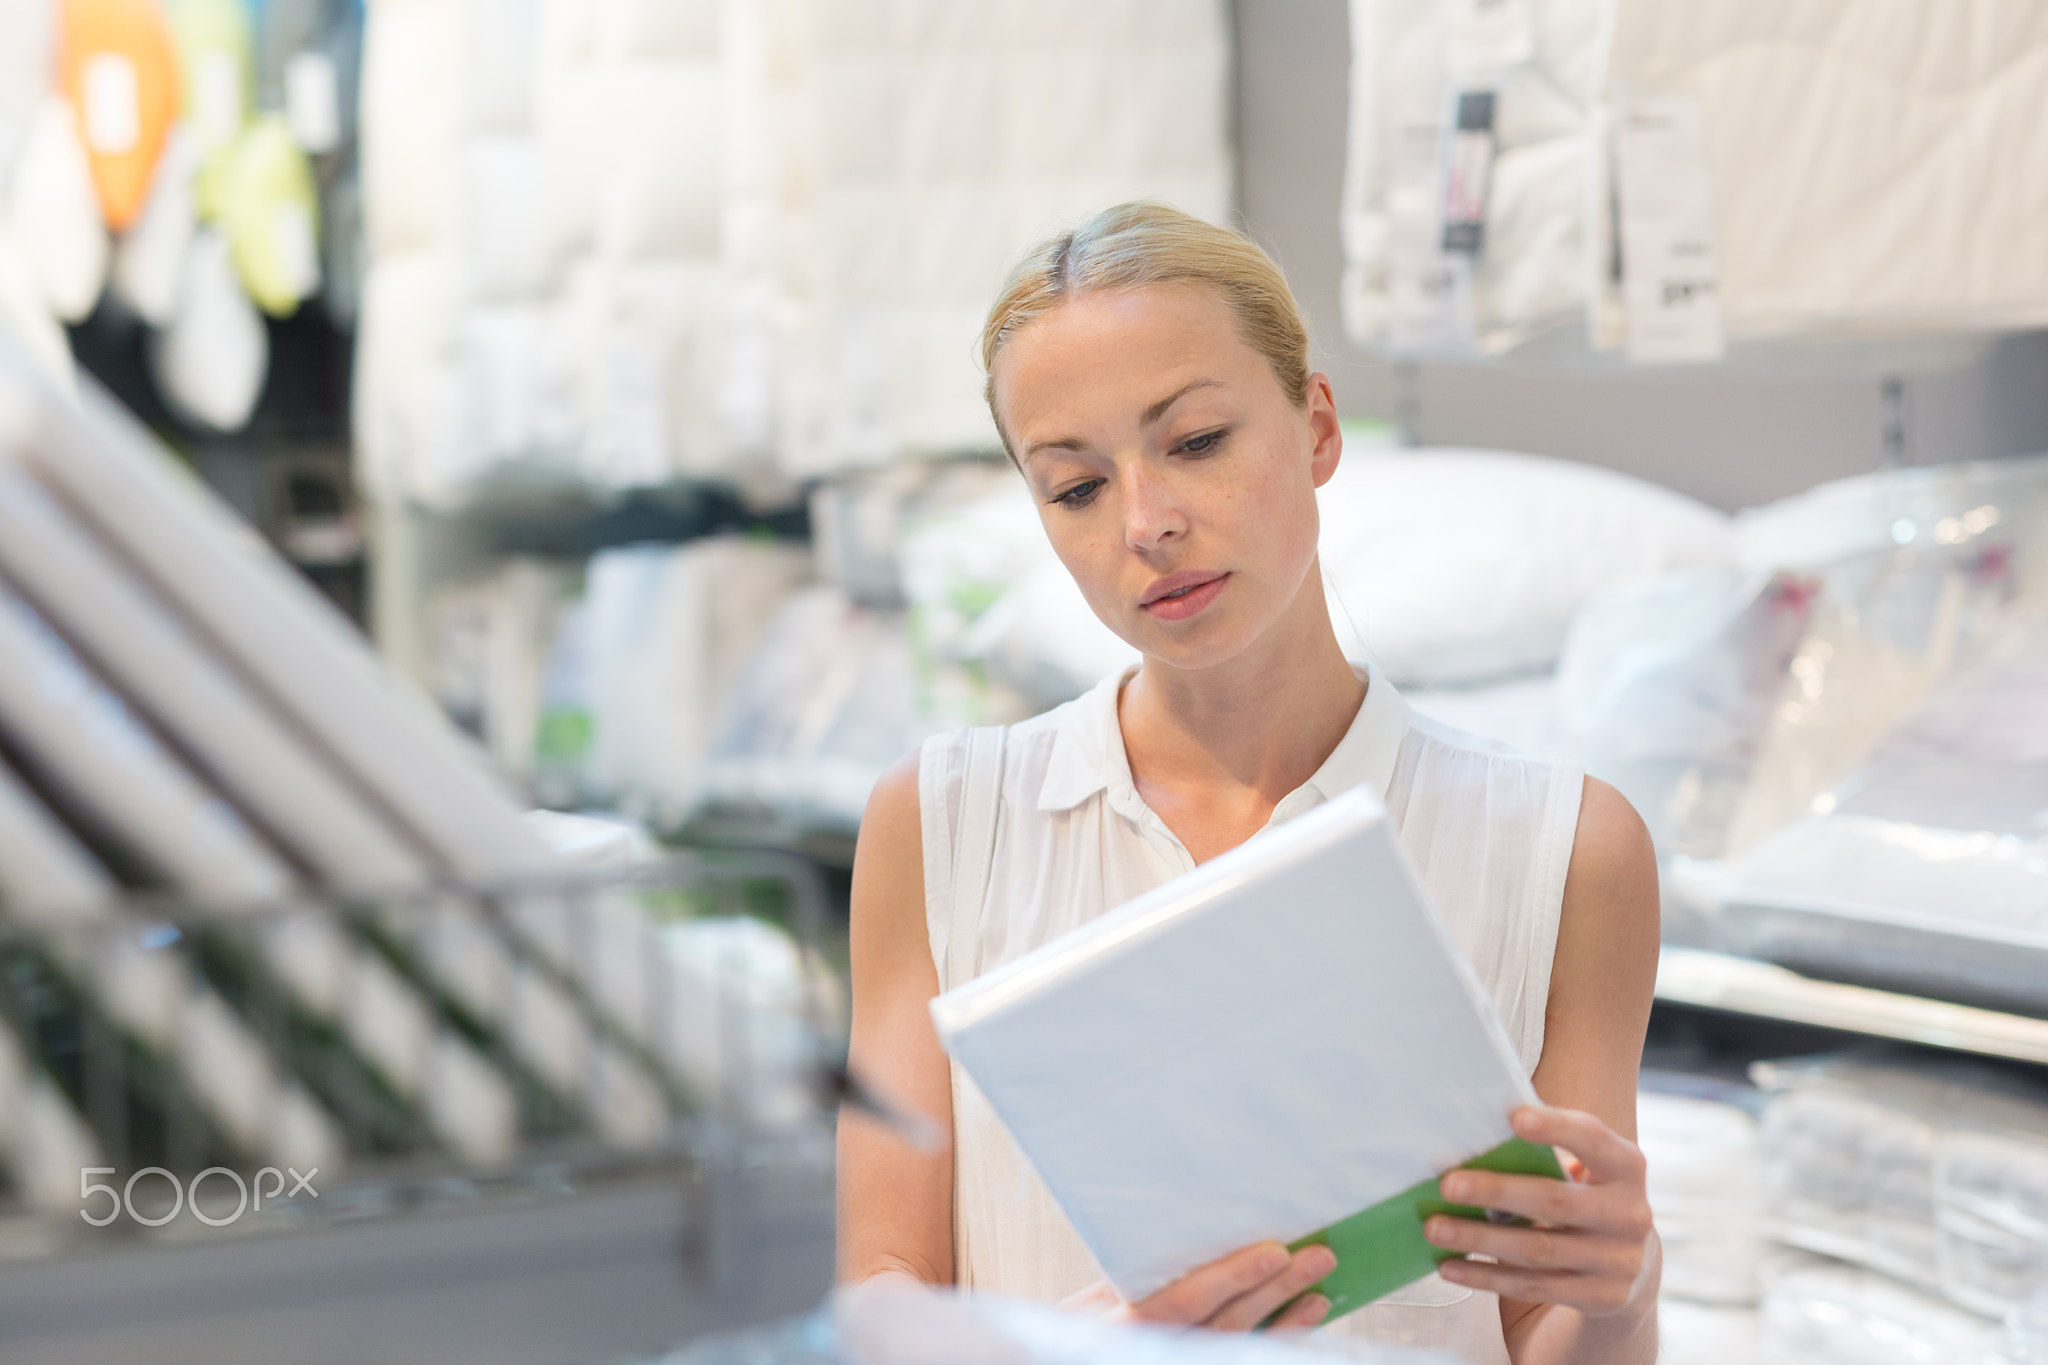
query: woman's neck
1116 569 1365 861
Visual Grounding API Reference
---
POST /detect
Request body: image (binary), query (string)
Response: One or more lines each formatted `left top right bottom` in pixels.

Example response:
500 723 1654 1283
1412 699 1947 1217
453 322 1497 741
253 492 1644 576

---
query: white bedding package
930 786 1536 1303
355 0 1233 498
1343 0 2048 355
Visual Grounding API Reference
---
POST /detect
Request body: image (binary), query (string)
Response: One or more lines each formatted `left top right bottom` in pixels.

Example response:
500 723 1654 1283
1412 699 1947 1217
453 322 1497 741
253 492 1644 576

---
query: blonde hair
980 202 1311 453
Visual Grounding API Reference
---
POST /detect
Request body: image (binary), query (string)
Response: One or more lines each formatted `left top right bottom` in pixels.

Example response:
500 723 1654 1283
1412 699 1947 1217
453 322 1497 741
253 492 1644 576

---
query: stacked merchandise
1637 1087 1765 1363
1640 1059 2048 1363
1747 1055 2048 1362
0 0 360 428
1341 0 2048 359
352 0 1234 505
446 459 1038 836
0 340 831 1221
665 440 1736 838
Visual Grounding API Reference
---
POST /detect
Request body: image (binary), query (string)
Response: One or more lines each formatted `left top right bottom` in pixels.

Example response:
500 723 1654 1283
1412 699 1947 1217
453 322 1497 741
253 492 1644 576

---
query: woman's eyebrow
1022 436 1087 463
1142 379 1222 425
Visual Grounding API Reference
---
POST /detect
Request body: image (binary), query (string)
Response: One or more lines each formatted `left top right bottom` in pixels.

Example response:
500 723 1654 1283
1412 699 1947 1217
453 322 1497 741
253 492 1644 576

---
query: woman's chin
1127 618 1268 675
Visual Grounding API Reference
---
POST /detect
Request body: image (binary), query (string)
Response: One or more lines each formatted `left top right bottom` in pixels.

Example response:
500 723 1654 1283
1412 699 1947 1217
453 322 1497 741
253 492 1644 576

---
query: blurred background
3 1 2048 1362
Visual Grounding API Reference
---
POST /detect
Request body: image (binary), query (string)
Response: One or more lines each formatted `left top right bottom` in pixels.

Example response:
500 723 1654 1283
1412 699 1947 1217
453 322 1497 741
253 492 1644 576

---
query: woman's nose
1121 468 1187 551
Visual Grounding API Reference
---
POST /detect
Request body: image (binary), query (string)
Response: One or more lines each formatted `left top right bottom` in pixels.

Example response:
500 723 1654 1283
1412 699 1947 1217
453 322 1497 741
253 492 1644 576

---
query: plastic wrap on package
1702 612 2048 1009
657 1281 1461 1365
1722 536 2022 855
698 586 987 833
1734 456 2048 607
1556 568 1814 859
1760 1256 1997 1365
581 536 811 828
1753 1055 2048 1312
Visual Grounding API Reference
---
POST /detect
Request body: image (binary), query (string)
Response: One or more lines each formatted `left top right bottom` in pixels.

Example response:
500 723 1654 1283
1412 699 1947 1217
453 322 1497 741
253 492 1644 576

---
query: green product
1280 1137 1566 1325
217 114 320 316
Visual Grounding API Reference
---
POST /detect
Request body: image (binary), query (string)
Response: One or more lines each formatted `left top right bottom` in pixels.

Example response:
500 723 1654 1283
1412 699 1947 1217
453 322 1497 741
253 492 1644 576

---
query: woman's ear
1305 373 1343 488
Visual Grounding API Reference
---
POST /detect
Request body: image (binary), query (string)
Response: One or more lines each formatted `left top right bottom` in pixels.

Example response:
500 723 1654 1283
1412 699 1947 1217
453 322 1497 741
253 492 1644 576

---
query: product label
1445 0 1536 77
1440 91 1496 256
1615 95 1725 364
1387 105 1472 354
82 53 140 155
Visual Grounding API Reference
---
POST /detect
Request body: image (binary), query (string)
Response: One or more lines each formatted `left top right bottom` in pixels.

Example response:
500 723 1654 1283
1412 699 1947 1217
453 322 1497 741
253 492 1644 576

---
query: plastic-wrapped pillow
0 226 77 391
58 0 182 232
8 97 109 323
1555 567 1815 858
148 227 267 431
217 115 321 315
1734 454 2048 604
164 0 253 215
111 123 197 324
1319 449 1733 686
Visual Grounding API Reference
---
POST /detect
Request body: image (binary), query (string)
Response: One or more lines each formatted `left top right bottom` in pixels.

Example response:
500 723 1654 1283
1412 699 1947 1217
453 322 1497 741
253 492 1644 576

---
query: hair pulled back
979 202 1311 454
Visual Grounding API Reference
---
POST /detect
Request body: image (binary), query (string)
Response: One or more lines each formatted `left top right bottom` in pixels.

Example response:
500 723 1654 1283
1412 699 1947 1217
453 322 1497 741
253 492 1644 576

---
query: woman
838 202 1661 1364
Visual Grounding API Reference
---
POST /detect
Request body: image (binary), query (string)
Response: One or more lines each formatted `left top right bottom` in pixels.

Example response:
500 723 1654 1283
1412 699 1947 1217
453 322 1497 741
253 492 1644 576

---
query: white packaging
931 785 1535 1302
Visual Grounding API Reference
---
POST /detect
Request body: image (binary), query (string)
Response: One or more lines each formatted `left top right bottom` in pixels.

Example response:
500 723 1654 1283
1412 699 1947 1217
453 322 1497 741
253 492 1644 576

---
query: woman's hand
1060 1241 1338 1332
1425 1106 1657 1318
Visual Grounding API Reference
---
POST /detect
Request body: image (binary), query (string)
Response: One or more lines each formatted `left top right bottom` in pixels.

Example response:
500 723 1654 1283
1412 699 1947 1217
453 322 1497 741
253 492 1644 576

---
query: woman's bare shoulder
1534 777 1660 1132
852 750 925 918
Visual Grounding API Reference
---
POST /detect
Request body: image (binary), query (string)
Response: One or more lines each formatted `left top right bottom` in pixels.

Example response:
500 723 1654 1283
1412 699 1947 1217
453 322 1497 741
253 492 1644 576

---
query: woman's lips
1140 573 1228 621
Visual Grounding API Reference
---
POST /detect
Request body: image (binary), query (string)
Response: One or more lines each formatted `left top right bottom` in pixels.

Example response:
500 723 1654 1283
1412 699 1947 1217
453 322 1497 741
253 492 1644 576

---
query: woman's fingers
1265 1287 1334 1333
1205 1245 1337 1332
1133 1241 1292 1326
1439 1258 1637 1315
1509 1105 1646 1186
1424 1215 1640 1275
1439 1168 1650 1238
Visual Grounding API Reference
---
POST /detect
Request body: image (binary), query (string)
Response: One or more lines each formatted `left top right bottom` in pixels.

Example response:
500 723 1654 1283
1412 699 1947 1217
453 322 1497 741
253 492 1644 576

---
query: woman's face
992 283 1342 674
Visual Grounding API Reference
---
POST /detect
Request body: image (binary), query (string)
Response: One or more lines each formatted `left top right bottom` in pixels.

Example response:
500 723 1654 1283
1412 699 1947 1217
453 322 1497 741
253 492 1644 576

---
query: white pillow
148 229 268 432
1320 449 1733 685
9 97 108 323
961 556 1139 709
113 124 198 326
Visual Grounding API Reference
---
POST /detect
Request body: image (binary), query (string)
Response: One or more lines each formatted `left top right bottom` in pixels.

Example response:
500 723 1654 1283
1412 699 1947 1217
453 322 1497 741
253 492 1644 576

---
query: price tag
1615 95 1724 364
83 53 140 154
1446 0 1535 77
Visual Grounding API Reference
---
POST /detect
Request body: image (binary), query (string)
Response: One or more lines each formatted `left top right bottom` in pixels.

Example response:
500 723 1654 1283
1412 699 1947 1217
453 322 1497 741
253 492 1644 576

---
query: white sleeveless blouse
920 664 1585 1364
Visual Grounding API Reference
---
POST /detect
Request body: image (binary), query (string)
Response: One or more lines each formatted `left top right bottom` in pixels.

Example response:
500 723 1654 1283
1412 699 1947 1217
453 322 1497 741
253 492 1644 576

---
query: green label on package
1274 1137 1566 1325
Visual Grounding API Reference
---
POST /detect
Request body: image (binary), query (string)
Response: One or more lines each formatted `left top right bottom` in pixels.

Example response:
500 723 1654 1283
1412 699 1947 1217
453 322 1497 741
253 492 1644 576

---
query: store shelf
1657 947 2048 1068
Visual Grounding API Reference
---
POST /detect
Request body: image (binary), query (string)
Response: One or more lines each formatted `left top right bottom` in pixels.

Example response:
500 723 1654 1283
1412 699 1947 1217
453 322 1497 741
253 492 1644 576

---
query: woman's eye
1051 479 1104 508
1179 429 1225 455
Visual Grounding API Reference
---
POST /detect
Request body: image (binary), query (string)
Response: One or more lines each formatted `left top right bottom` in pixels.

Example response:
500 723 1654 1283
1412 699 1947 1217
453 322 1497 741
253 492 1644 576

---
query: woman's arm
836 754 956 1286
1423 777 1662 1365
